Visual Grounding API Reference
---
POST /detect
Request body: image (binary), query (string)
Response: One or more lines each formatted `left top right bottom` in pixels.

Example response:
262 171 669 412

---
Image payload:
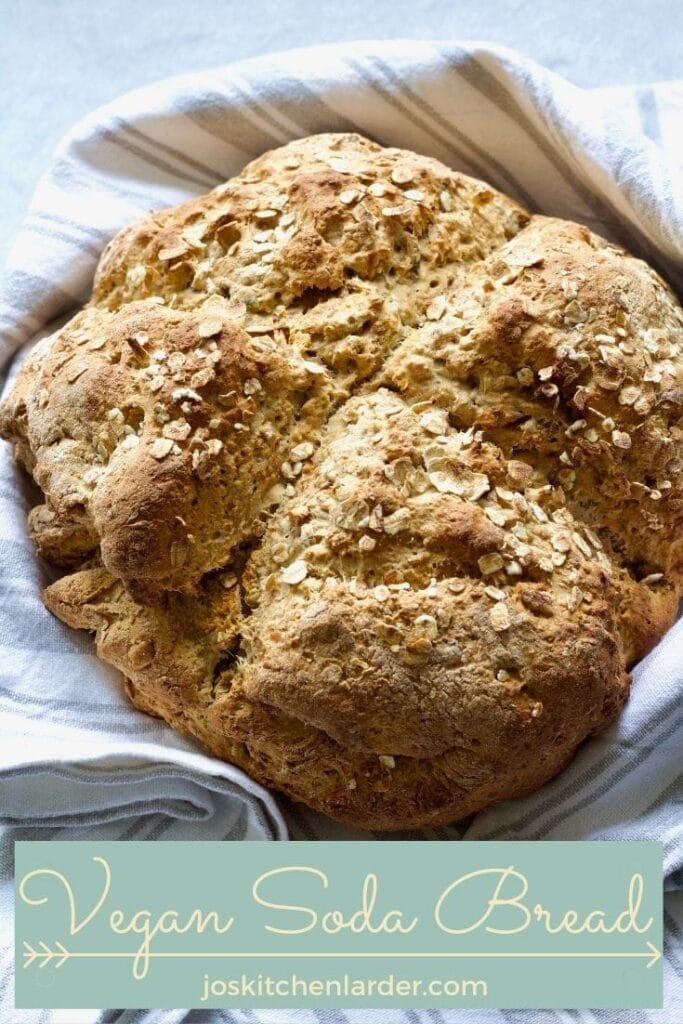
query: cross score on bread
2 134 681 830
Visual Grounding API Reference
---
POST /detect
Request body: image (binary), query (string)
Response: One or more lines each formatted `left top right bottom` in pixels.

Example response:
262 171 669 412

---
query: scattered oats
496 669 510 681
495 487 515 504
153 403 170 424
420 409 449 434
368 182 388 197
439 189 452 211
538 366 554 381
448 579 466 594
107 407 124 423
559 450 573 466
150 437 175 460
391 165 414 185
197 317 223 338
383 507 411 535
163 418 192 441
612 429 632 450
584 427 599 443
551 551 567 567
167 352 187 373
529 501 548 523
584 527 602 549
564 299 587 325
540 382 559 398
368 505 384 531
172 387 201 403
339 188 360 205
302 359 326 376
531 702 543 718
281 460 302 480
650 489 662 501
382 204 411 218
348 778 357 790
291 441 315 461
478 552 504 575
485 505 509 527
66 362 88 383
404 188 425 202
358 535 376 553
378 755 396 769
373 584 391 602
158 243 188 261
281 560 308 585
220 573 238 590
601 417 615 432
565 418 587 436
425 578 439 598
490 603 510 632
485 585 506 601
505 560 523 577
426 295 447 321
127 265 146 285
243 378 262 396
415 614 438 639
573 532 593 558
429 469 490 500
551 532 572 552
206 438 223 457
595 333 616 344
254 208 278 220
618 386 639 406
516 367 534 386
642 573 664 585
88 337 107 350
538 557 554 573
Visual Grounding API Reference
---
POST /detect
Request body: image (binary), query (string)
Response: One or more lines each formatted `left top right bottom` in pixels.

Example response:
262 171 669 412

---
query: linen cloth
0 39 681 1023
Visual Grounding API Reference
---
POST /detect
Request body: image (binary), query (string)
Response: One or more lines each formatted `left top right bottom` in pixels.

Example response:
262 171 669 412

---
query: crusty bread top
2 133 682 828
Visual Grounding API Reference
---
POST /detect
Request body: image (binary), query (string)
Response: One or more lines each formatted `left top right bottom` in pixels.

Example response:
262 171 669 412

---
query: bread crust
3 133 682 829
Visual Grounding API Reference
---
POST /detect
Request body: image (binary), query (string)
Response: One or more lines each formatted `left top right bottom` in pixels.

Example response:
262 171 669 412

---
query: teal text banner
15 841 662 1010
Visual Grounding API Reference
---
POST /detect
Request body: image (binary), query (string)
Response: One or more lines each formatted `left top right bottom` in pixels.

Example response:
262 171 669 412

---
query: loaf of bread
2 133 682 830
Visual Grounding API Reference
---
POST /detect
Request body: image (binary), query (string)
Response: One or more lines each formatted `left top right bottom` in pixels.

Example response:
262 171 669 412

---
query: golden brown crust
3 133 683 829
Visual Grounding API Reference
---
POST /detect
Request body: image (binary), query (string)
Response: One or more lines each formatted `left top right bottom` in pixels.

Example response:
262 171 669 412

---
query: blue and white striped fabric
0 39 681 1024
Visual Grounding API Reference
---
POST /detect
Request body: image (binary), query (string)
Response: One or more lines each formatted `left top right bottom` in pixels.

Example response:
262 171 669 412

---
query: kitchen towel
0 39 681 1023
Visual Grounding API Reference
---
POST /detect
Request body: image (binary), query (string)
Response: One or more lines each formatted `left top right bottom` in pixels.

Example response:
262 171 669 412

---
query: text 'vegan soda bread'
2 134 682 829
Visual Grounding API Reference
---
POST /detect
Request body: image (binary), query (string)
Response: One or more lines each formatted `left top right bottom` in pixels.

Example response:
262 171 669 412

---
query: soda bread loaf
2 133 682 830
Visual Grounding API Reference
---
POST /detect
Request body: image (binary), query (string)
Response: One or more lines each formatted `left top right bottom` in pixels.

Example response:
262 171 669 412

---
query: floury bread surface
2 133 683 829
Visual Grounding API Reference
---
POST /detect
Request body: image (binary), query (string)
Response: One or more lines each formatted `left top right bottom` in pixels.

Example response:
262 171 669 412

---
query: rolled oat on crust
2 133 682 829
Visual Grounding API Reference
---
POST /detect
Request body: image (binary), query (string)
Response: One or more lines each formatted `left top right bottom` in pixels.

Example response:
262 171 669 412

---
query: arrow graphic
22 941 662 970
23 941 69 970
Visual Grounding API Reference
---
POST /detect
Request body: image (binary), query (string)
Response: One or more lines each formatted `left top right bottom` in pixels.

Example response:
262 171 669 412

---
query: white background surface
1 0 681 267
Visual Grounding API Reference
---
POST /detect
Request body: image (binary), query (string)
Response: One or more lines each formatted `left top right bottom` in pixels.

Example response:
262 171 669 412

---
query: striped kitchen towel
0 39 681 1024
